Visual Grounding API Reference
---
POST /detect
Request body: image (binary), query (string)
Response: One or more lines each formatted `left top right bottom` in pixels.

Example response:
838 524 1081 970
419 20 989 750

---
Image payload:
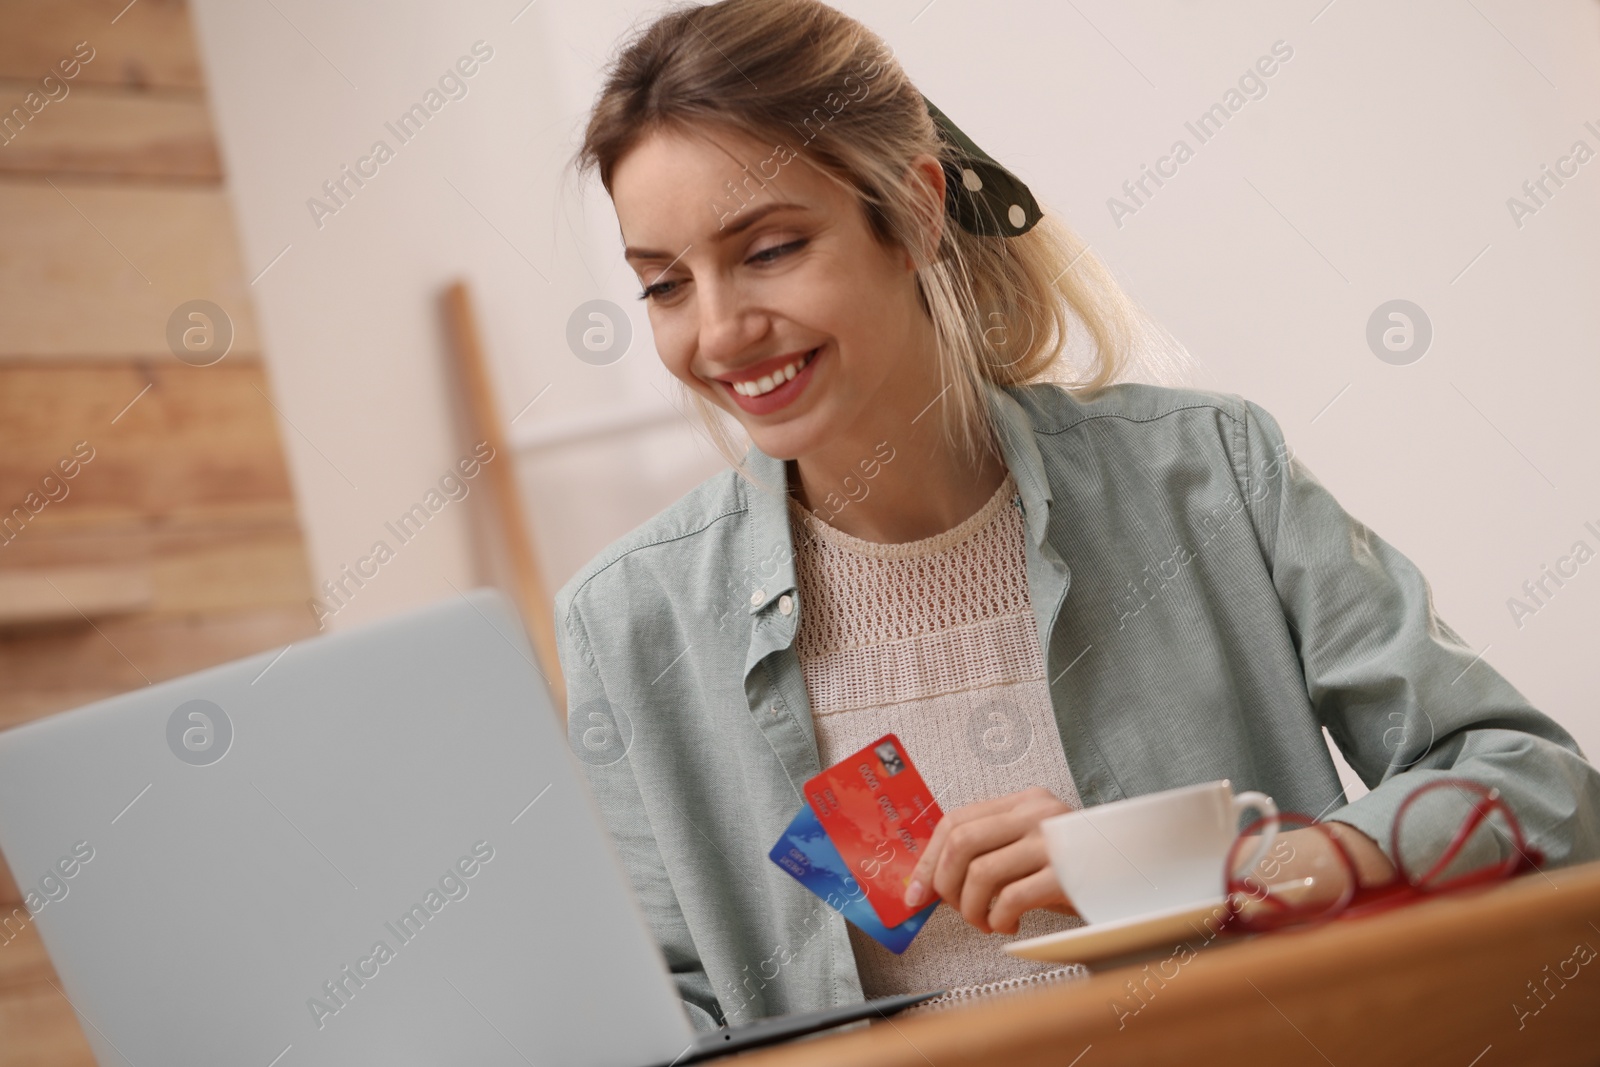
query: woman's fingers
905 793 1023 906
986 867 1072 934
906 787 1062 907
955 837 1041 932
925 810 1029 912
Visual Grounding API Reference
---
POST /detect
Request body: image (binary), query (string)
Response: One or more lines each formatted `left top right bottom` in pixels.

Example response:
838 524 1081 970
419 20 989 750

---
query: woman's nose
695 278 760 362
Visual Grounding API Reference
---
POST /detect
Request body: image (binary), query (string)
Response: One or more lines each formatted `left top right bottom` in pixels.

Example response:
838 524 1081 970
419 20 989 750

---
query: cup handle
1228 791 1280 881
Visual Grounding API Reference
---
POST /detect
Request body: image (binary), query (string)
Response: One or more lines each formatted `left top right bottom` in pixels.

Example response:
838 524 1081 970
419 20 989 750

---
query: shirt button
779 595 793 616
770 705 780 718
750 589 766 607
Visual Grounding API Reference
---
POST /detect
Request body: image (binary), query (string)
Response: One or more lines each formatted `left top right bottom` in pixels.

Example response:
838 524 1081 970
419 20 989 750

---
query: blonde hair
573 0 1191 473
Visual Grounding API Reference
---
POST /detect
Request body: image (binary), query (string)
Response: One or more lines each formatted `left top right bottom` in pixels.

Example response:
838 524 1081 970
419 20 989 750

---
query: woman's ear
902 152 948 268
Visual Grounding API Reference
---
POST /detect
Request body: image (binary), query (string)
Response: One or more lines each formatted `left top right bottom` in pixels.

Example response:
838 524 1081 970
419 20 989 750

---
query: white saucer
1004 896 1234 966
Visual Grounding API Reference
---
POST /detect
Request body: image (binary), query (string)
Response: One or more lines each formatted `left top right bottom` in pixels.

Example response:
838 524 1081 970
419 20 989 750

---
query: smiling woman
579 11 1187 491
554 0 1600 1038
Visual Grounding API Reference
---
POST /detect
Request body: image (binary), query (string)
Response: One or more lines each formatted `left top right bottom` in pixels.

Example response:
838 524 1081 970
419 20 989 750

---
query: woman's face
612 126 944 462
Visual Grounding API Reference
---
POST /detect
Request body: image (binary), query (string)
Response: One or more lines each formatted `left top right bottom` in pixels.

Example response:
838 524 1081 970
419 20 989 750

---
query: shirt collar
738 379 1054 618
983 380 1055 549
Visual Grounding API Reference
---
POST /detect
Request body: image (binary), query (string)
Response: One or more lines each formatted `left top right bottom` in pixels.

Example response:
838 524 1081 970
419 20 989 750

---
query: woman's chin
743 425 819 463
725 399 837 463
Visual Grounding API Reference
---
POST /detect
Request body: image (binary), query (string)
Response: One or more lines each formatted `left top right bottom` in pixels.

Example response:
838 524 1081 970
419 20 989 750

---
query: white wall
189 0 1600 778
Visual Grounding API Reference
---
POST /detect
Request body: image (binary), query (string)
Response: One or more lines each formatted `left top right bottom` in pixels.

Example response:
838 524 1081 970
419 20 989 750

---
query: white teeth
730 349 815 398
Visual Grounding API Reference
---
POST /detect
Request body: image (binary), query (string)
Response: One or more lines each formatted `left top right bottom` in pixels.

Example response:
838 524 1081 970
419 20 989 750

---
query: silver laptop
0 587 937 1067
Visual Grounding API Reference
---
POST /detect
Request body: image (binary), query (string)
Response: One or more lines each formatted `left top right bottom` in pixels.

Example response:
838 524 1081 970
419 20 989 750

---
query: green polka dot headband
923 95 1043 238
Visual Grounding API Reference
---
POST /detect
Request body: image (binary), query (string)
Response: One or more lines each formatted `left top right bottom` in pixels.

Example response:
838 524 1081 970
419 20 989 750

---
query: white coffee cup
1041 779 1279 924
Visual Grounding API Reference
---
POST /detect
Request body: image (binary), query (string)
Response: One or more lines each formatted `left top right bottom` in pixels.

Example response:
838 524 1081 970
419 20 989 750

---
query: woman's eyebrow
623 201 810 263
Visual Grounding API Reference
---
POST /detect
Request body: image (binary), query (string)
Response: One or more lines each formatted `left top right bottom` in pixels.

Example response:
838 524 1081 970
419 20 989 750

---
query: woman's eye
749 238 806 264
637 239 806 301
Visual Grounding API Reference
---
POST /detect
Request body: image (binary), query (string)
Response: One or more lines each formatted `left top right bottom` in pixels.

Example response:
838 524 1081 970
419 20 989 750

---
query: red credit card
803 734 943 928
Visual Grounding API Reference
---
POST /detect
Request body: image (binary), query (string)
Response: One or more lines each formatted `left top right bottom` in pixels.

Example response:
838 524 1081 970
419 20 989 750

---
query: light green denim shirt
553 380 1600 1031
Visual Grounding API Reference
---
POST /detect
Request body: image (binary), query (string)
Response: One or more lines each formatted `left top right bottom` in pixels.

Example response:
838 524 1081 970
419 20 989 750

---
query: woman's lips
720 346 821 415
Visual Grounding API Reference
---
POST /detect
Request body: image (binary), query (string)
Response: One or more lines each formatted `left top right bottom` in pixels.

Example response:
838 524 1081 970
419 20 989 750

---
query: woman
555 0 1600 1030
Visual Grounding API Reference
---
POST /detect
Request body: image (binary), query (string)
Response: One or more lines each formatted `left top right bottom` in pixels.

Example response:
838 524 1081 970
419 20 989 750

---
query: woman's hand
902 786 1080 935
1243 822 1398 909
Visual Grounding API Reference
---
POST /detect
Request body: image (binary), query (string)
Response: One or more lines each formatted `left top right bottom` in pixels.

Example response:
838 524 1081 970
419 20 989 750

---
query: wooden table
736 858 1600 1067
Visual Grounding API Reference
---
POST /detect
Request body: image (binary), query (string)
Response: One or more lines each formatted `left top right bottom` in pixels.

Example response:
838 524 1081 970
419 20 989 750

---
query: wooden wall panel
0 982 95 1066
0 81 220 180
0 181 262 358
0 4 320 1060
0 605 320 729
0 360 321 725
1 529 312 619
0 362 294 514
0 919 61 990
0 0 201 91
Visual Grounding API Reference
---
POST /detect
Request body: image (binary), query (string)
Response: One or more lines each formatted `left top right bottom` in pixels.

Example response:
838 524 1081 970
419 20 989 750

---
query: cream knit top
789 471 1090 1013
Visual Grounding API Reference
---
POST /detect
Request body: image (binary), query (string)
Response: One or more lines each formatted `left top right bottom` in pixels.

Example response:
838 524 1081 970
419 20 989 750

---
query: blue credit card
769 802 937 954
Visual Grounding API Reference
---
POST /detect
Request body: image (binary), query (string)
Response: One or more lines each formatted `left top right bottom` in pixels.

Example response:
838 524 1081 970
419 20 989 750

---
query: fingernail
904 880 923 907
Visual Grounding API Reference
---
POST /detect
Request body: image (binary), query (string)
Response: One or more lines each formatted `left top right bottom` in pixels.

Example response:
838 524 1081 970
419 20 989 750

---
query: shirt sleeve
554 593 726 1032
1234 396 1600 876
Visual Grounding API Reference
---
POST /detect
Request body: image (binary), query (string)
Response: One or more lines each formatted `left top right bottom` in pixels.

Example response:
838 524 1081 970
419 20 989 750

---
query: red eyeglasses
1217 777 1547 935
